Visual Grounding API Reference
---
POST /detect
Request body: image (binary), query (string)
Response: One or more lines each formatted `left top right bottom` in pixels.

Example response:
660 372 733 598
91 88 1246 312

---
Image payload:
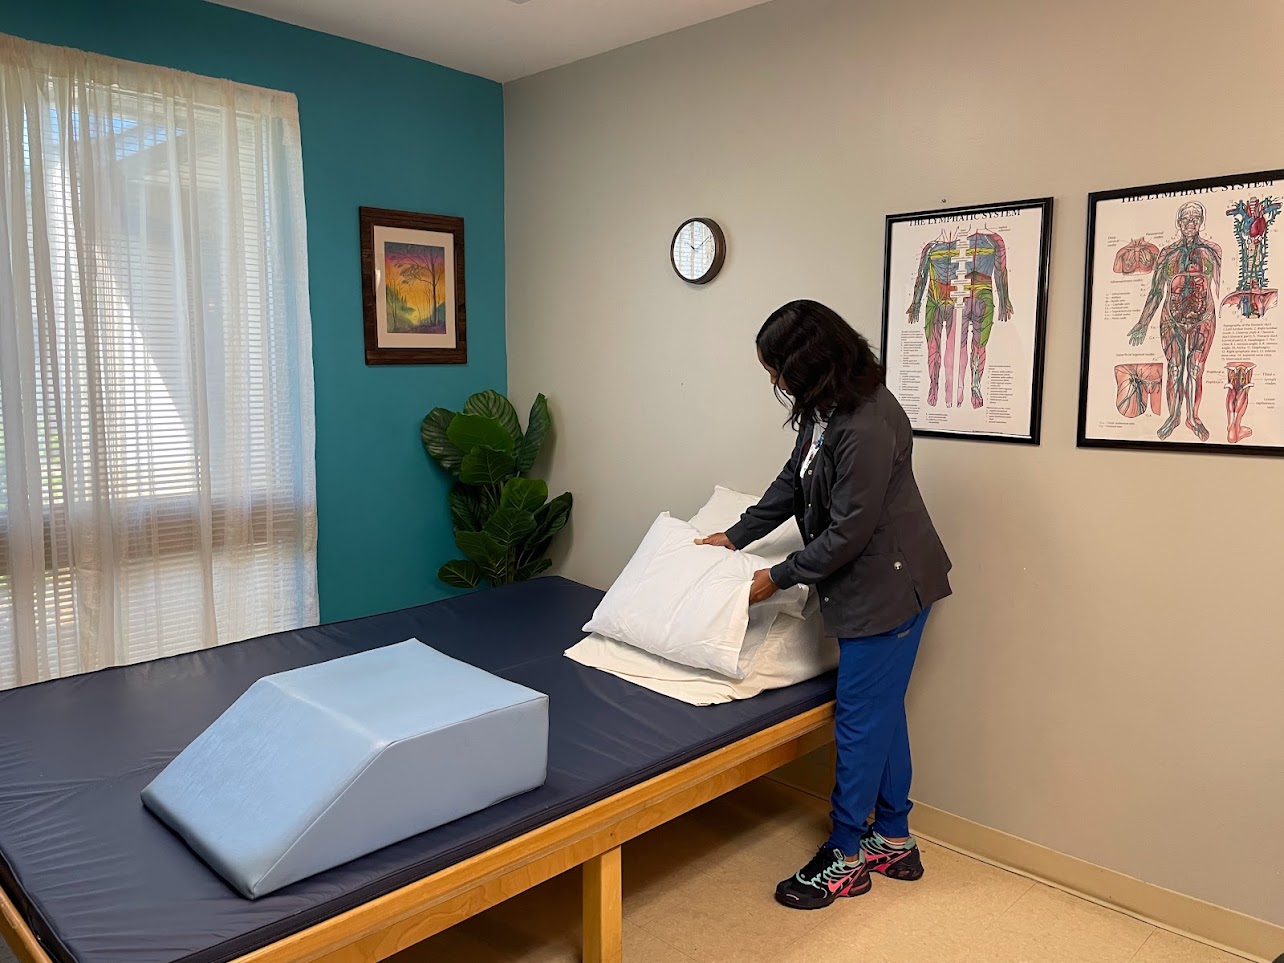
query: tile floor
0 780 1252 963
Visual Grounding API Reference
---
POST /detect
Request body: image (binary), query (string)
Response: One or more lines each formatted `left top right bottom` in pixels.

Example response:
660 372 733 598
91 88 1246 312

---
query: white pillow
687 486 809 675
582 513 808 679
687 486 803 567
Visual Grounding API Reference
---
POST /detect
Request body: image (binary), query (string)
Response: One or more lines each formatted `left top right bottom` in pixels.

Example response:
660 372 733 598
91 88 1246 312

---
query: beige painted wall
505 0 1284 926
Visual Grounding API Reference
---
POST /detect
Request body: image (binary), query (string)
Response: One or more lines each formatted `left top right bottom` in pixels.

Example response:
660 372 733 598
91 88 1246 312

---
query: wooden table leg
582 847 622 963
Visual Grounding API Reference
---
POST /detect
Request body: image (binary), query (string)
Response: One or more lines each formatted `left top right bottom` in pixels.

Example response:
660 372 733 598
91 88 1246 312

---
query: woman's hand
695 533 736 550
749 569 778 605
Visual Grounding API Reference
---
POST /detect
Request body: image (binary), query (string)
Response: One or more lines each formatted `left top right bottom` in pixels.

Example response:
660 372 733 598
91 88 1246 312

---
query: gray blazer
726 385 952 639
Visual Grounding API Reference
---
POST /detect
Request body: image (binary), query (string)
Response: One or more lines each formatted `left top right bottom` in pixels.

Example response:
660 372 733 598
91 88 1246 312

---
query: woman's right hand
695 533 736 550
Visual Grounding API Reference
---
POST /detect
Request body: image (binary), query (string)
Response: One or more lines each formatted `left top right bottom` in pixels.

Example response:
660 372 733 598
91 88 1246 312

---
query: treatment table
0 577 836 963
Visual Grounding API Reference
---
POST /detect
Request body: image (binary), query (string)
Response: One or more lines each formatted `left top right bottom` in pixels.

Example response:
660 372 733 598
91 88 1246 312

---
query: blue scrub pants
825 606 931 857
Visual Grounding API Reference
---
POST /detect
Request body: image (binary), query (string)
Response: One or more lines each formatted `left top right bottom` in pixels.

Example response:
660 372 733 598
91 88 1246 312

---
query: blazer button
894 561 903 570
823 597 830 603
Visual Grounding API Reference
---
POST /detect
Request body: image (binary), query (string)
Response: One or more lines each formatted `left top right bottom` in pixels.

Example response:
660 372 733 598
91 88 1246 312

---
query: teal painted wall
0 0 506 621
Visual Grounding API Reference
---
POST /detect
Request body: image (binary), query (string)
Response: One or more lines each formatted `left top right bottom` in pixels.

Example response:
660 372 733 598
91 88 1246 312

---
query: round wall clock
670 218 726 285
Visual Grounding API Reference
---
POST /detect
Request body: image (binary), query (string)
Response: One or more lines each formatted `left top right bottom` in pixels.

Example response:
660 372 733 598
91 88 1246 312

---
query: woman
699 299 952 911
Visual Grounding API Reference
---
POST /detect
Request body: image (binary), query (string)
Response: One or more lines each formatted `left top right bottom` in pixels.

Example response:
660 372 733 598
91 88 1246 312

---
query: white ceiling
209 0 776 82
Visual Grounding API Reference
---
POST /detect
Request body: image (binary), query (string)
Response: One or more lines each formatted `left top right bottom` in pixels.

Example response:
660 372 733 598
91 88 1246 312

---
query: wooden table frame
1 703 834 963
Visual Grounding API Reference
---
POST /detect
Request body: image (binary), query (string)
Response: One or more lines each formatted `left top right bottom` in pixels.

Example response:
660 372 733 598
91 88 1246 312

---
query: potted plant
420 390 572 589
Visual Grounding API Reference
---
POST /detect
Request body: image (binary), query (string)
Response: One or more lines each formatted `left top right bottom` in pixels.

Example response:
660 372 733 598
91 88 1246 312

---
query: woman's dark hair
756 299 885 427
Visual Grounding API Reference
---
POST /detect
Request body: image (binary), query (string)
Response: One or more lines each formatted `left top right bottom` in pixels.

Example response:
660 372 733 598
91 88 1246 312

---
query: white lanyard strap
800 429 825 476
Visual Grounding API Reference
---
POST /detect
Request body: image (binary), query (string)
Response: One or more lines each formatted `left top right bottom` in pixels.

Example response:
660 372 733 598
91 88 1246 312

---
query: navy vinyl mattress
0 577 836 963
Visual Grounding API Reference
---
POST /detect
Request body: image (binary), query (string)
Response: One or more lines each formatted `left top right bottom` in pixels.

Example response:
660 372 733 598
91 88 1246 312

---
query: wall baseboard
766 762 1282 963
908 801 1282 963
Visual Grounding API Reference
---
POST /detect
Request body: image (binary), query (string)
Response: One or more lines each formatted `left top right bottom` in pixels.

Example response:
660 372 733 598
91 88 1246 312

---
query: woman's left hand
749 569 778 606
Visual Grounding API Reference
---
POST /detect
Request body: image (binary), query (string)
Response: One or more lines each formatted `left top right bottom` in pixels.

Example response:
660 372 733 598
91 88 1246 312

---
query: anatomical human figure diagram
1222 196 1282 319
1225 362 1255 444
907 226 1013 409
1128 201 1223 442
1113 363 1163 418
1114 238 1160 275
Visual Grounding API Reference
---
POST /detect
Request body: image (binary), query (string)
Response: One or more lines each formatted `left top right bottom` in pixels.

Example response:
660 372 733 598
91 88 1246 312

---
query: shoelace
795 847 838 883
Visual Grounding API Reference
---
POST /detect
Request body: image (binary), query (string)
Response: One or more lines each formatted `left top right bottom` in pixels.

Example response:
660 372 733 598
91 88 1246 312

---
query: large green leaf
484 506 538 546
500 477 548 515
448 414 515 455
421 408 463 474
532 492 572 543
516 558 552 581
521 491 572 562
517 394 551 473
464 390 522 446
456 530 507 581
448 484 486 532
459 446 517 487
439 559 482 589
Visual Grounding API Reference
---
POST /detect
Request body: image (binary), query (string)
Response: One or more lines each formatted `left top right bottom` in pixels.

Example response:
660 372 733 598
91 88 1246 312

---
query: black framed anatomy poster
881 198 1053 444
1078 169 1284 456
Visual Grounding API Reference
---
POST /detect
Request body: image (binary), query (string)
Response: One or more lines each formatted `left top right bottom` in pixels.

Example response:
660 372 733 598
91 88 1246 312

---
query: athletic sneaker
774 844 871 910
860 830 925 881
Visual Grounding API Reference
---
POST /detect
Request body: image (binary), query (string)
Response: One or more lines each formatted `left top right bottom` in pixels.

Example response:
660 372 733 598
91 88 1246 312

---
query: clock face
672 219 720 282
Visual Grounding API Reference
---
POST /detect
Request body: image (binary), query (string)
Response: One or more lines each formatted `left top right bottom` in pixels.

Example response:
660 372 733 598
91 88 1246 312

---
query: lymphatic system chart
882 199 1051 443
1081 172 1284 453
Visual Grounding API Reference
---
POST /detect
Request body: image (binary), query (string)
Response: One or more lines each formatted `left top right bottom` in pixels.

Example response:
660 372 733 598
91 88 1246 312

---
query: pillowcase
687 486 804 566
582 513 808 679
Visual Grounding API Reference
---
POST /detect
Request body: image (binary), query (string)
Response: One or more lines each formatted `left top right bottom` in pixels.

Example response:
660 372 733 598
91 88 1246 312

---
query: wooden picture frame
1078 168 1284 456
880 197 1054 445
360 207 467 365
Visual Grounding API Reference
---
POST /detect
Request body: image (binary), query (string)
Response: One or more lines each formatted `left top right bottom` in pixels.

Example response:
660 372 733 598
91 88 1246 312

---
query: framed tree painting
880 197 1053 444
360 207 466 365
1078 168 1284 456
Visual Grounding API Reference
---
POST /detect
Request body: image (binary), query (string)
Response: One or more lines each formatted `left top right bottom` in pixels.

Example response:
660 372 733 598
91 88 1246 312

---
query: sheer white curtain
0 34 318 690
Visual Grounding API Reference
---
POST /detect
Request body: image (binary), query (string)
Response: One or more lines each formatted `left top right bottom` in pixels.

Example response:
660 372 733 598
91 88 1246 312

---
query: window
0 35 318 689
